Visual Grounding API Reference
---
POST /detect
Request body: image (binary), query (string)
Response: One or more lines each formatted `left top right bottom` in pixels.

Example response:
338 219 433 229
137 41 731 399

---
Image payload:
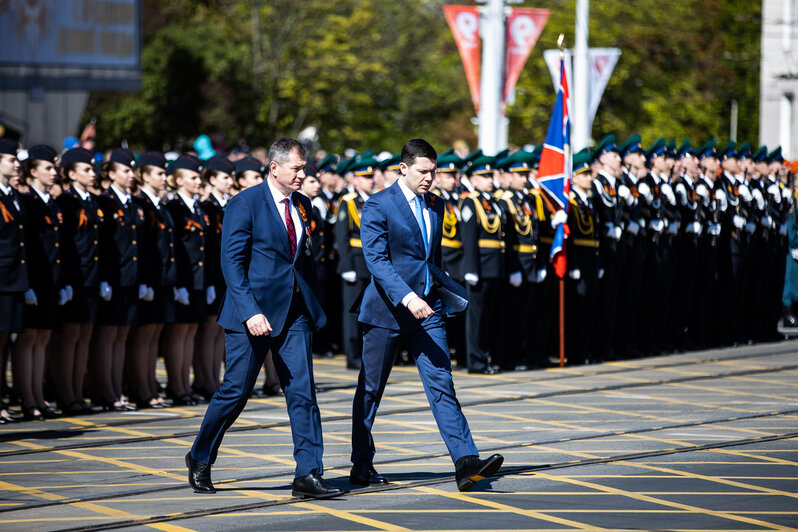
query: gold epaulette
459 191 471 199
492 189 505 201
341 192 358 202
431 188 442 197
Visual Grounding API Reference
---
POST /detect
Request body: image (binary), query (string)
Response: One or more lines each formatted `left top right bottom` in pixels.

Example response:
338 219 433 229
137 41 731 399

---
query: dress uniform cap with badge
753 146 769 163
351 157 378 177
498 149 535 173
110 147 136 169
202 155 235 175
437 153 463 173
379 153 402 173
645 138 668 162
318 154 338 174
737 142 752 160
677 139 694 159
465 155 496 176
171 154 202 174
619 134 644 158
0 137 17 155
27 145 58 164
719 141 737 161
233 155 263 176
592 133 618 163
697 139 718 160
139 151 168 169
60 147 94 166
768 146 784 163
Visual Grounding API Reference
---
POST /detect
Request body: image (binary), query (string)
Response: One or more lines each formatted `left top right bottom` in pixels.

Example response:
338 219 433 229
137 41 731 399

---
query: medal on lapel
305 225 312 256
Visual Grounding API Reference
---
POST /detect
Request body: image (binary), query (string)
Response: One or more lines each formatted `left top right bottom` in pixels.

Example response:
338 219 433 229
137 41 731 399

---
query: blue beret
27 144 57 164
202 155 235 175
234 156 264 175
171 154 201 173
109 148 136 169
60 147 94 166
138 151 167 169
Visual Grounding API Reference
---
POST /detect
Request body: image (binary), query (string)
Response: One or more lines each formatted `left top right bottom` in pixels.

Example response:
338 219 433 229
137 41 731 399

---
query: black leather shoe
349 464 388 486
185 453 215 493
292 472 343 499
455 454 504 492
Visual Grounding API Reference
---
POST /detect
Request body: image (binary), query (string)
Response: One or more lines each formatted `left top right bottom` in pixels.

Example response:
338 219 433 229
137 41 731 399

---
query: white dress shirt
140 187 161 209
267 177 302 249
397 179 432 307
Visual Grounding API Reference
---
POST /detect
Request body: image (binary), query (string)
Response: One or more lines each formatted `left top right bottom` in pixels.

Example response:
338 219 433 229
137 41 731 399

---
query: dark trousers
341 279 367 366
465 279 501 371
190 299 324 477
351 320 478 467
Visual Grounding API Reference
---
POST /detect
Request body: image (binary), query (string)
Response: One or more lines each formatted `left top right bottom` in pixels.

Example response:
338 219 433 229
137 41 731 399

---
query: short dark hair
401 138 437 167
268 138 308 165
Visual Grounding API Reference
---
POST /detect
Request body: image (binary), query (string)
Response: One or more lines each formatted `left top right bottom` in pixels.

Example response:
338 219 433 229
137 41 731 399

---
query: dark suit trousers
351 320 478 467
190 298 324 477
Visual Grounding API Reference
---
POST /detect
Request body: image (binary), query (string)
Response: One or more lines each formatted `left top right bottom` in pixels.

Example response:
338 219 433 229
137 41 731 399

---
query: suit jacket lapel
425 193 438 259
261 182 291 257
390 182 426 253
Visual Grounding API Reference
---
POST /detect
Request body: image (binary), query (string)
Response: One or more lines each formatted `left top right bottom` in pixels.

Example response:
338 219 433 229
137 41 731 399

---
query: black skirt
137 286 175 325
173 289 207 324
23 288 59 330
61 287 99 324
98 286 138 326
0 291 25 332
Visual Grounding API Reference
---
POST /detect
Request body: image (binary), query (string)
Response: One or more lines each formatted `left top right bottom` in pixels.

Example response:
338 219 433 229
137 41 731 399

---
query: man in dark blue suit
186 138 342 499
351 139 503 492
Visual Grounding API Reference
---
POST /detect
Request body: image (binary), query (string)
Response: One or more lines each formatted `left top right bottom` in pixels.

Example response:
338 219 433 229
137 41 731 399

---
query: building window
780 93 793 158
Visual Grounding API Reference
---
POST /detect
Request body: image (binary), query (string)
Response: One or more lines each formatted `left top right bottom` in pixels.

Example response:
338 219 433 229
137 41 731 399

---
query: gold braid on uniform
442 203 457 238
569 195 594 235
340 193 361 231
502 193 531 236
470 193 501 234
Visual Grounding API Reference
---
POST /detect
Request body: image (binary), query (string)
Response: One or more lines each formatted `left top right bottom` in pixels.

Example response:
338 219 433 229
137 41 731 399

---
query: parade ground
1 341 797 532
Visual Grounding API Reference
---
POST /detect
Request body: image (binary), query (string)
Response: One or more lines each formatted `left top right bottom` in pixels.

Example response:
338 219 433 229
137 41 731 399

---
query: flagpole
557 34 566 369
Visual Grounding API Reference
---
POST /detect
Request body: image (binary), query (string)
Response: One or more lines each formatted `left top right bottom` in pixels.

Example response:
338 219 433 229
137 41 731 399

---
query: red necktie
282 198 297 259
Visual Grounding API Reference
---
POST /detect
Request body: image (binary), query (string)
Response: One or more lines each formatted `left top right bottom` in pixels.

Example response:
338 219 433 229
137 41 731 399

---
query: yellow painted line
0 479 66 502
411 485 597 530
238 488 413 532
531 471 787 530
619 461 798 500
710 449 798 466
668 380 798 403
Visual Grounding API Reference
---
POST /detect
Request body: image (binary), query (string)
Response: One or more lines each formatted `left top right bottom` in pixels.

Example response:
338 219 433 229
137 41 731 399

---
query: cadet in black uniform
93 148 142 411
233 156 264 193
565 151 600 364
52 147 101 415
164 155 207 405
195 156 234 400
128 152 174 408
697 142 722 347
335 158 376 370
16 145 65 419
459 156 505 374
0 138 25 422
431 152 467 367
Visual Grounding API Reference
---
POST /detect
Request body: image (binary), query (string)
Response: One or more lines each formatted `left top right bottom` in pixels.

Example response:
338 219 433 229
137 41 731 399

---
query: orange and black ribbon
0 202 13 223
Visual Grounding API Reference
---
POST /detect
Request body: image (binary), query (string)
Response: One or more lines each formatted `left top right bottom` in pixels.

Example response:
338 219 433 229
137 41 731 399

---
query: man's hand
407 297 435 320
246 313 273 336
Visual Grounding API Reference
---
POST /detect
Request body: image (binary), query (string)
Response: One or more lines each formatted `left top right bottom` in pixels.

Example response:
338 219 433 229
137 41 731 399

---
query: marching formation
0 133 795 425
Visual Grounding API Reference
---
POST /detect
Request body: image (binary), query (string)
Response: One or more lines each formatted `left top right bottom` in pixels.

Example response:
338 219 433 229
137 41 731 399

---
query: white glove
142 286 155 302
733 215 745 229
761 215 773 228
626 220 640 236
745 221 756 234
64 285 74 301
508 271 522 287
99 281 113 302
692 221 702 235
783 187 792 201
752 188 765 210
598 268 605 279
206 285 216 305
708 223 721 236
550 209 568 228
780 224 788 237
138 284 149 300
667 221 679 235
464 273 479 286
738 184 752 203
174 287 190 306
650 219 665 233
341 271 357 283
57 289 68 306
612 226 622 240
660 183 676 205
792 249 798 261
568 269 581 280
24 289 38 306
618 185 632 205
535 268 547 283
638 182 654 203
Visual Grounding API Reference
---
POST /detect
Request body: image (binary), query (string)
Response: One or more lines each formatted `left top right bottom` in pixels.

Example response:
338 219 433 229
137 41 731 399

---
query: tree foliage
85 0 761 154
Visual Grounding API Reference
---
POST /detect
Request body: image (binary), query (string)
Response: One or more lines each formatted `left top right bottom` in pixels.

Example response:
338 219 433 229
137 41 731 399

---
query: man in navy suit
351 139 503 492
186 138 342 499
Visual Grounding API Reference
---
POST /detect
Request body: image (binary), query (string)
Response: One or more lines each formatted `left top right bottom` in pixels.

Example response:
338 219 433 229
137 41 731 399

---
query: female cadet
194 156 233 400
164 155 207 405
0 138 26 422
128 152 174 408
16 145 67 419
232 155 264 194
93 148 143 411
52 147 102 415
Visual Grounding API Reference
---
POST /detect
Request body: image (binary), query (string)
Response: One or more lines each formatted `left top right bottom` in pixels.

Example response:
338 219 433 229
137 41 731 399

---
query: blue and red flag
536 56 571 278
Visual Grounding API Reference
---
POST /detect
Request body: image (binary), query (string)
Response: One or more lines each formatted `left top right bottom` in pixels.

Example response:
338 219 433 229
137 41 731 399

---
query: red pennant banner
443 5 481 112
503 8 549 102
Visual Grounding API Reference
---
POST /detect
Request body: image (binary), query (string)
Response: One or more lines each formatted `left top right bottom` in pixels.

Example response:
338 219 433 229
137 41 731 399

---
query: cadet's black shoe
349 463 388 486
185 453 215 493
783 307 798 328
455 454 504 492
292 472 343 499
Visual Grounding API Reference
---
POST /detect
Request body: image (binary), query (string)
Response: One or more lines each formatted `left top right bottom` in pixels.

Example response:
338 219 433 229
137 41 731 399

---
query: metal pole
478 0 505 156
573 0 589 151
730 99 739 143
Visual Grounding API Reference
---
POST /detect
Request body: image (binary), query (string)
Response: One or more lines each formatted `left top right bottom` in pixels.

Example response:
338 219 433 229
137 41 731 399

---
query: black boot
783 306 798 328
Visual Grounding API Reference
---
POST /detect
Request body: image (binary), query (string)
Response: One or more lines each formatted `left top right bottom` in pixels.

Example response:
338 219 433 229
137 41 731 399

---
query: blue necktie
414 195 431 296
